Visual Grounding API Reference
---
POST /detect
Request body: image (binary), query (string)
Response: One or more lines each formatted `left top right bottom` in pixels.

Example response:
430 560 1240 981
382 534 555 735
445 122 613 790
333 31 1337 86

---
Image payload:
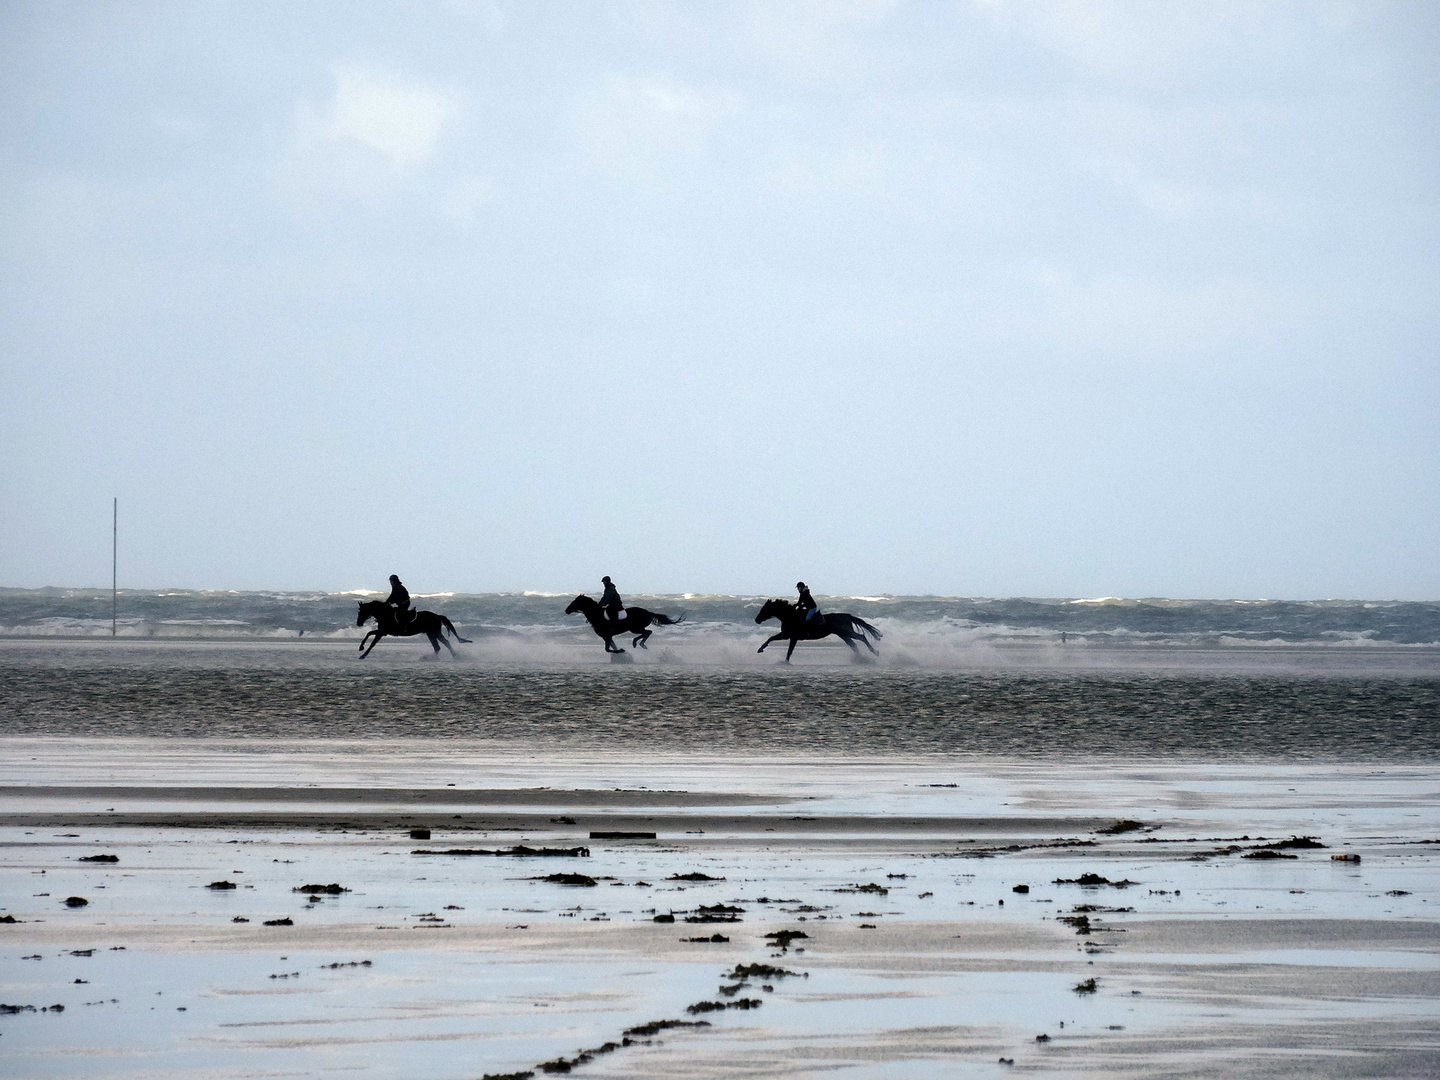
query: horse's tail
841 614 883 640
650 611 685 626
441 616 472 644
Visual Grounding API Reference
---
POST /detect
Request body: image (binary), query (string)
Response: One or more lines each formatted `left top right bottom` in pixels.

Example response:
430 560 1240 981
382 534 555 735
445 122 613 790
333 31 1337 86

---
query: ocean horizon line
2 584 1437 605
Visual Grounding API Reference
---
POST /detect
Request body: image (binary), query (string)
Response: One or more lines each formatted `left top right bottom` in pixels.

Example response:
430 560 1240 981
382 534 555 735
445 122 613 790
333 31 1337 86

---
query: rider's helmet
796 581 806 590
390 574 401 584
602 576 612 585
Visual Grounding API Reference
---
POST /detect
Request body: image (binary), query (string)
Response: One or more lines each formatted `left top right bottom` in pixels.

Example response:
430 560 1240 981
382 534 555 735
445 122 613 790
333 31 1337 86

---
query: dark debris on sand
532 1019 713 1075
943 839 1098 859
685 903 744 923
1053 874 1138 887
413 846 590 858
1190 835 1328 861
293 883 350 894
764 930 808 949
686 998 761 1014
78 854 119 863
728 962 801 980
668 872 724 881
624 1019 711 1038
481 942 798 1078
533 873 598 887
1097 820 1148 834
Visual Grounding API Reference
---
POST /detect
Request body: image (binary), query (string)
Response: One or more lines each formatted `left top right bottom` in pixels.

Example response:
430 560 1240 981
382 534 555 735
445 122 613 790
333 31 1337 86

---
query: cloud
327 65 455 170
274 65 459 205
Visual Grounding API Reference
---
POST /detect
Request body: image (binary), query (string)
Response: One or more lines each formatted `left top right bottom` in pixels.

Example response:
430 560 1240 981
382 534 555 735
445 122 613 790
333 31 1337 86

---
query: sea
1 588 1438 759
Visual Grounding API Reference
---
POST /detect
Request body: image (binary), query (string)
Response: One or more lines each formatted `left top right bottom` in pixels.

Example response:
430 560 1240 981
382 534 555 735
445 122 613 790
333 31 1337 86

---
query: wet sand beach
2 738 1437 1079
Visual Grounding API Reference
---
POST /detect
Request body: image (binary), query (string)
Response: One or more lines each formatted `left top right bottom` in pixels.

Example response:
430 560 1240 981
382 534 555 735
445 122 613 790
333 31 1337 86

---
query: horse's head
565 595 592 616
356 599 380 626
756 598 786 624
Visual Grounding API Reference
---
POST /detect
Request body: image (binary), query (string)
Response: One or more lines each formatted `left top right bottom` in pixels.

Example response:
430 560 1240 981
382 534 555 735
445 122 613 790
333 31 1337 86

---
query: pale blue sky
2 1 1436 598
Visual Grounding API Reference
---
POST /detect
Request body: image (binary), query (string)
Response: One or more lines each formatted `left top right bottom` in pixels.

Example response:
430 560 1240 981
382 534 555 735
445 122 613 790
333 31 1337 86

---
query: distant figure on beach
598 575 625 622
386 574 414 626
796 581 822 624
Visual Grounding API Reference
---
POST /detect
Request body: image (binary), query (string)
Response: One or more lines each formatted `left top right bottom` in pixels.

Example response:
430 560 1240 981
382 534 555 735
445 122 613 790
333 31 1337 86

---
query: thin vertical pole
112 497 117 637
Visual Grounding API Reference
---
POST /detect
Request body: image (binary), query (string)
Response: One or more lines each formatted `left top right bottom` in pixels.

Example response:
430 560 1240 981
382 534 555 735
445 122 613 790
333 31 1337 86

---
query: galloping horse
356 599 471 659
755 598 882 663
565 595 683 653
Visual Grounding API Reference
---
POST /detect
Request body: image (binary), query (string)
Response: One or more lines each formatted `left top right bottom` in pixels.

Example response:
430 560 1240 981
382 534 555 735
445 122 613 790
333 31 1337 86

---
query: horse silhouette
356 600 471 659
565 594 683 653
755 598 882 663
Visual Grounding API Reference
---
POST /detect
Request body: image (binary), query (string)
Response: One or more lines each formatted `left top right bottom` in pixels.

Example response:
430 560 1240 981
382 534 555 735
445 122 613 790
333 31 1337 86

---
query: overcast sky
1 1 1436 598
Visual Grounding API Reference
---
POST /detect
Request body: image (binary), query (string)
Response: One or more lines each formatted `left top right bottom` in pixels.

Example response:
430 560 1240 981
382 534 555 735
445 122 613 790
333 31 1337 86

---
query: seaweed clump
727 962 800 980
534 873 598 887
1097 820 1147 834
686 998 762 1014
1052 874 1137 888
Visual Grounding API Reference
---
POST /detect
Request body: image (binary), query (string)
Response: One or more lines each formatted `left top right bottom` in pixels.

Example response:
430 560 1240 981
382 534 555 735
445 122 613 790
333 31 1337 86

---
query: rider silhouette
386 574 414 626
796 581 821 624
599 576 624 622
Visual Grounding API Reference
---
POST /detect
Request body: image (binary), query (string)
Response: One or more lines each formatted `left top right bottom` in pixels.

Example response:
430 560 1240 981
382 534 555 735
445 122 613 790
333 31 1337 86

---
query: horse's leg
783 636 798 663
358 629 374 653
359 632 383 659
757 632 785 654
634 629 651 649
436 631 456 657
605 635 623 653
